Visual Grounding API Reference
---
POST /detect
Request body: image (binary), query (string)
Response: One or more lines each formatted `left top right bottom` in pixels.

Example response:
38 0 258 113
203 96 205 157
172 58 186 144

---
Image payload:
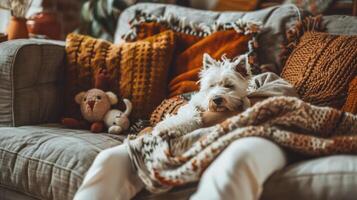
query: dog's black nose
213 97 223 105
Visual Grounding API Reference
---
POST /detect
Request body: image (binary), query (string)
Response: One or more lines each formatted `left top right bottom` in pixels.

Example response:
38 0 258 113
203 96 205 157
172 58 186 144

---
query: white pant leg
191 137 287 200
74 144 144 200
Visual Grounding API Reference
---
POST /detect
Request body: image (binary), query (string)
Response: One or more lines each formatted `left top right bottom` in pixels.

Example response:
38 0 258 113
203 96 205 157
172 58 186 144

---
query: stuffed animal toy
104 99 132 134
62 68 118 133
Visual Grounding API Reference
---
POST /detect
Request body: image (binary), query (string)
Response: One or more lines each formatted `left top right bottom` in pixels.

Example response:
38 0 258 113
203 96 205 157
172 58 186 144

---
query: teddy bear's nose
88 100 95 110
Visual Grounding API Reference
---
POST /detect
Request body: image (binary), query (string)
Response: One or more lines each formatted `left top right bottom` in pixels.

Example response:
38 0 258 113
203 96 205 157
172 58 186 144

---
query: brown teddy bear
62 68 118 133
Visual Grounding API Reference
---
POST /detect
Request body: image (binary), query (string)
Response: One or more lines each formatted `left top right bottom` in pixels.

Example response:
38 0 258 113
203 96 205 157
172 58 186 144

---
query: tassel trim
280 15 325 66
122 9 262 41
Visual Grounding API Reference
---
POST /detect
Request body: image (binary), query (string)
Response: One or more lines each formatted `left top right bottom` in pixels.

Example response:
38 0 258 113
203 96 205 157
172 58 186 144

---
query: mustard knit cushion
65 31 176 119
281 31 357 109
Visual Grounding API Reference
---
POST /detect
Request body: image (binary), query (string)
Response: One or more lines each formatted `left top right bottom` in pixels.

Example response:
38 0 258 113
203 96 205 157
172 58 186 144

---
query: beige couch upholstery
0 3 356 200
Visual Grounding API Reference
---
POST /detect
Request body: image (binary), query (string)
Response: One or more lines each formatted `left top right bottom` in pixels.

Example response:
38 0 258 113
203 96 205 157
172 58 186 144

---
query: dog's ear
233 55 249 77
203 53 218 70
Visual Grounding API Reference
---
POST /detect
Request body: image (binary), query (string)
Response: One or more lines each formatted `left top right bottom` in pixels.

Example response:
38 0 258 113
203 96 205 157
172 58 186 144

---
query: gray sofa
0 3 357 200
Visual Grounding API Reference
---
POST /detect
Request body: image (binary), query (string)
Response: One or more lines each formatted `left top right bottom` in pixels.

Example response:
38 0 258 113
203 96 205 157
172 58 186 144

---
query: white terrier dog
153 53 252 137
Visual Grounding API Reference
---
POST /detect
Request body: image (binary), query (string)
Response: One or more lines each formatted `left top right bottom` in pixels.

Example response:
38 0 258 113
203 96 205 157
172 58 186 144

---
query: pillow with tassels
122 11 262 97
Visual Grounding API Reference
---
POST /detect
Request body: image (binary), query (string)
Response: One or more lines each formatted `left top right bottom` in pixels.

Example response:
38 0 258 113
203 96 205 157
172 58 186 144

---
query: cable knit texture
281 27 357 110
342 77 357 114
65 31 175 120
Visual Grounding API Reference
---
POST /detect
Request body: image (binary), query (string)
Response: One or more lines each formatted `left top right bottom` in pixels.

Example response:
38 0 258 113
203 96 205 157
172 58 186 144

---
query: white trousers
74 137 287 200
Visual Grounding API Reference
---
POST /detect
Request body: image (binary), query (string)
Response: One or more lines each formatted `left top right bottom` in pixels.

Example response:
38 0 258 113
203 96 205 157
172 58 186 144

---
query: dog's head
199 53 251 112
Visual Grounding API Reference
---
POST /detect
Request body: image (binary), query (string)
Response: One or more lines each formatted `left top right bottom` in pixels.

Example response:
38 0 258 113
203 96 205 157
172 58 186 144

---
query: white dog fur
152 53 253 137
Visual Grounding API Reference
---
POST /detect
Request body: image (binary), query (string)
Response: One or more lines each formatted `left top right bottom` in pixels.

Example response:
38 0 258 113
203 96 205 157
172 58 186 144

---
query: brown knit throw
127 97 357 193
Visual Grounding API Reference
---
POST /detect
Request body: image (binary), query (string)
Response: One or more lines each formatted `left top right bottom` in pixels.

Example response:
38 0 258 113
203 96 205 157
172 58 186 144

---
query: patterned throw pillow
149 95 188 126
280 17 357 110
123 11 261 97
64 30 175 120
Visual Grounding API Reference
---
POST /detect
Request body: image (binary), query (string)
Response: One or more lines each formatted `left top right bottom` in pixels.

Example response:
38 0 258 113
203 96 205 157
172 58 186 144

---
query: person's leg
74 144 144 200
191 137 287 200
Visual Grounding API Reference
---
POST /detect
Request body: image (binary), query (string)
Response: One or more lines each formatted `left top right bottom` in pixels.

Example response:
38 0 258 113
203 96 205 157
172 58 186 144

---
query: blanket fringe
122 9 262 41
280 15 324 66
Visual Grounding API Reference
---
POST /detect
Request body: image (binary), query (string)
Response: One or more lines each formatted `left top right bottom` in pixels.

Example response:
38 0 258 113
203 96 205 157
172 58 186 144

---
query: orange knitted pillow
64 30 175 119
281 31 357 109
123 13 261 97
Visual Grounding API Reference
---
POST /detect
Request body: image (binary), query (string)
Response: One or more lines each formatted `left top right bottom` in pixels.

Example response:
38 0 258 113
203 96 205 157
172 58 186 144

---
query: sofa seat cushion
133 155 357 200
0 124 124 200
262 155 357 200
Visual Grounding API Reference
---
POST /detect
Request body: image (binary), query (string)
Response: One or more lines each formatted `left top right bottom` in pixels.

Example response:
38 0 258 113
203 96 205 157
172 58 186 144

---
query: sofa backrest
115 3 303 72
115 3 357 73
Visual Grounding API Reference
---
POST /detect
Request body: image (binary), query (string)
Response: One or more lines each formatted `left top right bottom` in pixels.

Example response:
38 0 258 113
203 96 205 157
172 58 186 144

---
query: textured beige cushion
0 124 123 200
134 155 357 200
262 155 357 200
0 39 65 127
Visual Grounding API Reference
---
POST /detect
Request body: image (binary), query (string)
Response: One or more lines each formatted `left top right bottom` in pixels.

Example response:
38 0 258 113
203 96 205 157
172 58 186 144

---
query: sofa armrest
0 39 65 127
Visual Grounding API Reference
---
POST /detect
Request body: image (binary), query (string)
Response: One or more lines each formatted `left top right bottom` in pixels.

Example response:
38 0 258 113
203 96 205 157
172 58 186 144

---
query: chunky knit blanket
127 96 357 193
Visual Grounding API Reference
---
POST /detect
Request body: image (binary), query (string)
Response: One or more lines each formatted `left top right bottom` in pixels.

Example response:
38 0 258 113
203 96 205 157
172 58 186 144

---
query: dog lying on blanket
152 53 299 137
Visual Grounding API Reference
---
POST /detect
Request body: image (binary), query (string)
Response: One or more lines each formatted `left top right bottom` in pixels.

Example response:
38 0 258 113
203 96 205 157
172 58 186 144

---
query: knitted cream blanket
127 96 357 193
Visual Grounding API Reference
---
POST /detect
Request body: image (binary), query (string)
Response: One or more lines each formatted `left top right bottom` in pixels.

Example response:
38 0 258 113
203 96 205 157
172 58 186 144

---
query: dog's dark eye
96 96 101 100
83 97 87 101
113 122 116 125
209 84 214 88
224 84 235 89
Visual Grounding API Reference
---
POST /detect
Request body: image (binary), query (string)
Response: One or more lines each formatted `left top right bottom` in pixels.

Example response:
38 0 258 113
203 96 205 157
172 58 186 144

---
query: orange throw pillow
64 30 176 119
124 14 261 97
213 0 259 11
281 30 357 109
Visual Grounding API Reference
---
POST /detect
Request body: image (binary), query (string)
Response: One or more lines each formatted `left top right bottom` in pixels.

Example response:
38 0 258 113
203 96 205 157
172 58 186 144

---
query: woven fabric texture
0 39 65 127
281 31 357 109
65 31 175 120
0 124 124 200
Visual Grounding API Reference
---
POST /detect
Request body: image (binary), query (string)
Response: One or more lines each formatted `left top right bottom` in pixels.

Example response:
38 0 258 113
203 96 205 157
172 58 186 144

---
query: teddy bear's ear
75 92 86 104
106 92 118 105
